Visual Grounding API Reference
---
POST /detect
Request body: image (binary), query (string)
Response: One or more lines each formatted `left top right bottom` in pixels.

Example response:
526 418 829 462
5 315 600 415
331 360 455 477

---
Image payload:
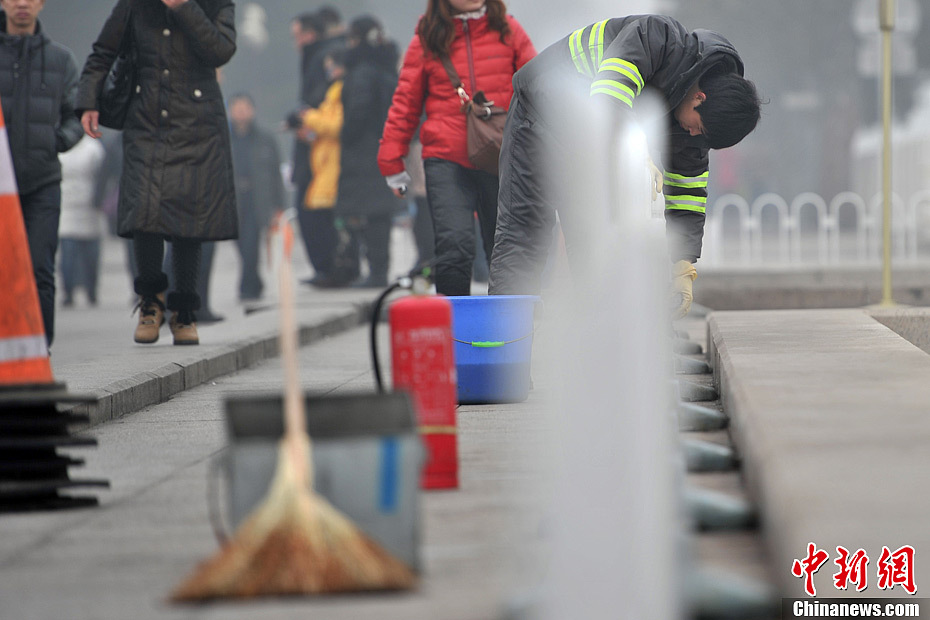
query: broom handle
278 221 311 485
280 256 305 438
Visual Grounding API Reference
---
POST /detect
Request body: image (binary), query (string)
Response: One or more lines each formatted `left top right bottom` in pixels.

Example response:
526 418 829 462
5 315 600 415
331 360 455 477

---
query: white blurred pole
879 0 895 306
538 92 681 620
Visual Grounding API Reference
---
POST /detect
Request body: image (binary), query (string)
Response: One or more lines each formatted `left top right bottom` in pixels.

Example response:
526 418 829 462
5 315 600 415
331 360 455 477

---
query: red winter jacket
378 13 536 176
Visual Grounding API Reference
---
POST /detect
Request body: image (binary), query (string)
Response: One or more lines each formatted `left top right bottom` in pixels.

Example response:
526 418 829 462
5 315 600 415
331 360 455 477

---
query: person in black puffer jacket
0 5 82 348
76 0 237 346
335 16 403 289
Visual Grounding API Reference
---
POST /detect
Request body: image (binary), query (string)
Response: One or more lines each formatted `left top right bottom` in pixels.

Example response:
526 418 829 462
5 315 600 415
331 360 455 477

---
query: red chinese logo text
877 545 916 594
791 543 917 596
792 542 830 597
833 546 869 592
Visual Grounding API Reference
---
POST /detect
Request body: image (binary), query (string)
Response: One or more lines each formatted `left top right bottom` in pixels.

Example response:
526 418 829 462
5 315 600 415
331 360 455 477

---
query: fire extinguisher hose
370 282 403 394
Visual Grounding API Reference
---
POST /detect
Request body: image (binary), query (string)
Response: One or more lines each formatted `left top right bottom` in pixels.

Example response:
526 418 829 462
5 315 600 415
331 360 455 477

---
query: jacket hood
667 29 744 108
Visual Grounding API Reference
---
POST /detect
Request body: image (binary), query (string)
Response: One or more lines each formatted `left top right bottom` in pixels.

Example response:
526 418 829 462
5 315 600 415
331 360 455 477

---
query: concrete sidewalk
5 231 789 618
1 325 549 620
2 227 548 619
50 234 420 429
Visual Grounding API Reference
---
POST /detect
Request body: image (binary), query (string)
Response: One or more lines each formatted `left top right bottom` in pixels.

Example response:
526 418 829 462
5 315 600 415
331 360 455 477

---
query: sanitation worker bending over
488 15 761 318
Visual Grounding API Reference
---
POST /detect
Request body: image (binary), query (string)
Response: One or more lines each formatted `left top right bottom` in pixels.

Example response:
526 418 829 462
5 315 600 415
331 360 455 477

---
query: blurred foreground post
536 92 681 620
879 0 895 306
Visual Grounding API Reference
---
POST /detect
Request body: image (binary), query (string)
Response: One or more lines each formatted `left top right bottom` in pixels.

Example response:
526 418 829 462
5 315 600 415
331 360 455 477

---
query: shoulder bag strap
439 55 470 105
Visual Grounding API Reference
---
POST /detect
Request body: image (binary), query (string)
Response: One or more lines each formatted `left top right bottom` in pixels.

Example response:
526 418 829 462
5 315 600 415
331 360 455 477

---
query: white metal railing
702 191 930 266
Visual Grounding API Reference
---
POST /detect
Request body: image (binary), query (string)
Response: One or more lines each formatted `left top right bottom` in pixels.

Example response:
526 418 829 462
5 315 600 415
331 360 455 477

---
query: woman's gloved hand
385 171 412 199
671 260 697 320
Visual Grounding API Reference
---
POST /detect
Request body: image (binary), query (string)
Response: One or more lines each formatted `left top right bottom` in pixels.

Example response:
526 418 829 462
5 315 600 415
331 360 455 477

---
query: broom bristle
171 438 417 601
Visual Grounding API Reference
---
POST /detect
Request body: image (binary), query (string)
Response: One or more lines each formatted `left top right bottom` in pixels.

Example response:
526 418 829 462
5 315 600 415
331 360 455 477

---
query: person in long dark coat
228 92 284 301
336 16 402 288
75 0 237 346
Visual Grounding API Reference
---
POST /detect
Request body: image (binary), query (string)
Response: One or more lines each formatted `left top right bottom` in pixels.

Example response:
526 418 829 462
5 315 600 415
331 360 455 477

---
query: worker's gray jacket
517 15 746 262
0 14 82 196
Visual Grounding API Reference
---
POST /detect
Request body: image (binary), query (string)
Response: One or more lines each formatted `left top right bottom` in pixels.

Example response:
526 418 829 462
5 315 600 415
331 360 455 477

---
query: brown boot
133 293 166 344
170 311 199 346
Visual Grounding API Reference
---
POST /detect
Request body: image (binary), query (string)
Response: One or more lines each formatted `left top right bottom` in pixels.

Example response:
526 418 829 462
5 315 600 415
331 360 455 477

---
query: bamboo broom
171 219 416 601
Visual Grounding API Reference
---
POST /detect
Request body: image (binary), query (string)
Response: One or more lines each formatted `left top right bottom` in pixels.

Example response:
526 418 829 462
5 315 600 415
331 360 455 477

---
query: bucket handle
452 331 534 348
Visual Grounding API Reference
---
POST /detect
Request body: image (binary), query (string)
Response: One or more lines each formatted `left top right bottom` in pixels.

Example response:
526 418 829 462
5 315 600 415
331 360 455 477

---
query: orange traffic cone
0 105 53 385
0 98 108 511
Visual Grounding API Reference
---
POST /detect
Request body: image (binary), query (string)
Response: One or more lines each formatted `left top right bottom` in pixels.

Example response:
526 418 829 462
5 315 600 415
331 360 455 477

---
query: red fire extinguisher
371 273 458 489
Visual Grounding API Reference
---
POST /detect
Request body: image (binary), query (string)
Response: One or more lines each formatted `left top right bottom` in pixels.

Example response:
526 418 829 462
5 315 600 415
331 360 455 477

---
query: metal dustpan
223 390 423 570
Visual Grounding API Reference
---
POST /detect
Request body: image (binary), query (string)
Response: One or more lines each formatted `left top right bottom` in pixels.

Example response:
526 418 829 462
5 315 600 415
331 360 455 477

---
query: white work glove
385 171 412 195
671 260 697 320
647 156 663 202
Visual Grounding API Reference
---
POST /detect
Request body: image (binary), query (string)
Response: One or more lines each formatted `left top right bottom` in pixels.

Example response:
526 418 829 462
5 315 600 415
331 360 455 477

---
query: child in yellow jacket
301 52 345 209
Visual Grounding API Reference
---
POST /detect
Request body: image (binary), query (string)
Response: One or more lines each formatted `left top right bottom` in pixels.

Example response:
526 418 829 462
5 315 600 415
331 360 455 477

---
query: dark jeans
163 240 214 312
135 233 202 314
412 195 435 269
296 189 337 278
347 214 392 286
423 158 498 296
237 202 263 300
59 238 101 303
412 194 488 281
21 183 61 346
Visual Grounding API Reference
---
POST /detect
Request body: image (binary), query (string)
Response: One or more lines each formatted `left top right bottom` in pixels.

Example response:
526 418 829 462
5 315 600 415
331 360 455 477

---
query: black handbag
98 9 135 130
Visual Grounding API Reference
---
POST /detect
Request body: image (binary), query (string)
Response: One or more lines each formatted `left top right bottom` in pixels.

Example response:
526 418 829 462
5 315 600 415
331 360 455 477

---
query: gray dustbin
224 391 422 571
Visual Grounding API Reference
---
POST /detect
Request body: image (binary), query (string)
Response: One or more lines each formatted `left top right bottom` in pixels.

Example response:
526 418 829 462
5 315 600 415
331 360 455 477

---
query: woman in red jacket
378 0 535 296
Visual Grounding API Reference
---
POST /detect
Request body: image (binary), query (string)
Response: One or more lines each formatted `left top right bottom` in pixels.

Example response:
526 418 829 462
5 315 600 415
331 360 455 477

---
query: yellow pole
879 0 895 306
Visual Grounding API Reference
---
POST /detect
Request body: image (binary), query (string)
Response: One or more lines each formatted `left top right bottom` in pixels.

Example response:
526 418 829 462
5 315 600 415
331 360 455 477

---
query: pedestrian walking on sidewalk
58 136 107 307
487 15 761 319
76 0 238 346
229 92 284 301
378 0 536 296
0 0 83 347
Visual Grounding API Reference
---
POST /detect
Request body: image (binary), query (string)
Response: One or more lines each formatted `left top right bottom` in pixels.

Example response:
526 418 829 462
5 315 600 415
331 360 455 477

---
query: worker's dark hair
316 6 342 29
417 0 510 57
696 71 761 150
293 12 322 35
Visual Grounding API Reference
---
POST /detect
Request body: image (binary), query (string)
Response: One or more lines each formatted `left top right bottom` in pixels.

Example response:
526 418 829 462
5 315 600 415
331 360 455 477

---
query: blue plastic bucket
446 295 538 404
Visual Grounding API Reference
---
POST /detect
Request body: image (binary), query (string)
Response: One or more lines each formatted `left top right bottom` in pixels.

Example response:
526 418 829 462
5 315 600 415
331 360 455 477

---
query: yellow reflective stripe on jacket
663 171 709 189
599 58 644 93
588 20 609 70
665 195 707 213
570 27 593 77
590 85 633 108
591 79 635 101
